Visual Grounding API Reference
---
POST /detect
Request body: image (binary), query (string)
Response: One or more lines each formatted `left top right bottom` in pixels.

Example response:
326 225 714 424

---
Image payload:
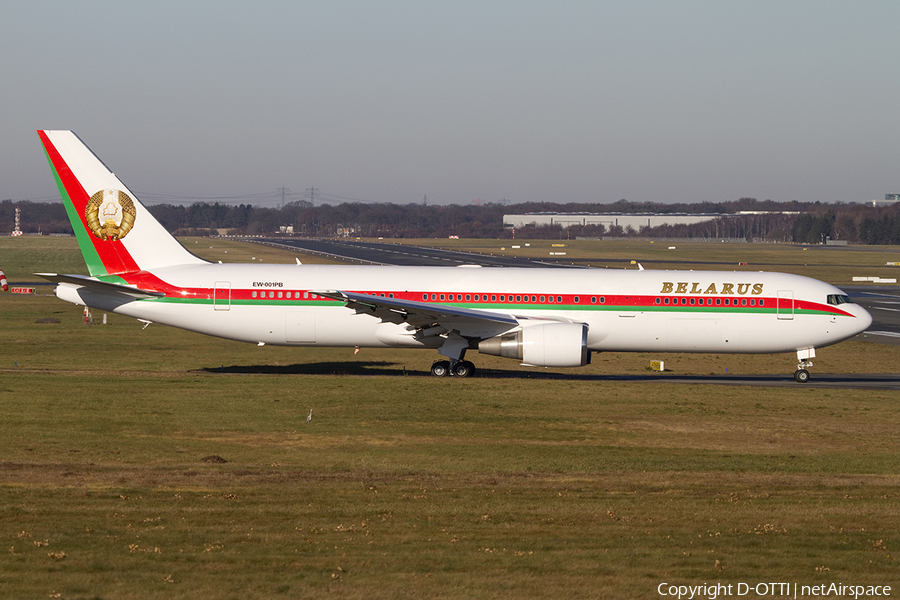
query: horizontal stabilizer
36 273 165 298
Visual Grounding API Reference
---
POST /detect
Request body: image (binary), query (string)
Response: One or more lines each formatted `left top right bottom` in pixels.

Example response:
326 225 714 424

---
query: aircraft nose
853 304 873 333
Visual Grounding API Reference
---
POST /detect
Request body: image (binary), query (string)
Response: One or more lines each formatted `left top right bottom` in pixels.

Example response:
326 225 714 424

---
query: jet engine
478 322 590 367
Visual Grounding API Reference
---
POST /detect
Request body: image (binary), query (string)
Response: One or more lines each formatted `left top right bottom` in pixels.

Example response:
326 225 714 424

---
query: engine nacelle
478 322 590 367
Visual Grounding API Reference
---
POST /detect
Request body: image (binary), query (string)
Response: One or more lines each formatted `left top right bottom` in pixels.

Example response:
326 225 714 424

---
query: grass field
1 236 899 599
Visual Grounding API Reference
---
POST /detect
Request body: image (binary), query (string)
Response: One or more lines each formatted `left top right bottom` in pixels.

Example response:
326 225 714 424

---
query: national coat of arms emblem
85 189 137 240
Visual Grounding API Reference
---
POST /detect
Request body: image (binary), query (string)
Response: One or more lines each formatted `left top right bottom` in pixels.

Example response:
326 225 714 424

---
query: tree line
3 197 899 244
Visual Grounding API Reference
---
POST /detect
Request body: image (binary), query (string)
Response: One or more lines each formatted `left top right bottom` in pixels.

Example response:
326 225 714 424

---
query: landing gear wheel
453 361 476 378
431 361 451 377
794 369 810 383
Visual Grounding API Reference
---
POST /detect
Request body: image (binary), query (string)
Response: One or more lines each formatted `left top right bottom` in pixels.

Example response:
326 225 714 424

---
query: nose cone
851 303 873 334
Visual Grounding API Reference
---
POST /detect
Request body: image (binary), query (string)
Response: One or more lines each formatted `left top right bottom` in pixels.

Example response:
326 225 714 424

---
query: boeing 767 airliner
36 130 871 382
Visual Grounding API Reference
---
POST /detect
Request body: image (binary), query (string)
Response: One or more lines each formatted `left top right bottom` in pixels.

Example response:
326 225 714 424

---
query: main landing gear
431 360 477 378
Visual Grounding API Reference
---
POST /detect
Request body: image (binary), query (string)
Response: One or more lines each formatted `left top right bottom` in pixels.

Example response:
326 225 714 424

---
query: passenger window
516 295 522 302
491 294 497 302
574 296 579 303
655 298 660 305
252 291 257 298
599 297 605 304
591 297 596 303
540 295 545 302
557 296 563 303
689 298 695 305
440 294 445 300
664 297 669 305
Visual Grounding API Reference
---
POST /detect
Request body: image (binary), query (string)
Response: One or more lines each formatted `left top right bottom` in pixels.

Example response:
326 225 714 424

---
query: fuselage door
776 290 793 320
214 281 231 311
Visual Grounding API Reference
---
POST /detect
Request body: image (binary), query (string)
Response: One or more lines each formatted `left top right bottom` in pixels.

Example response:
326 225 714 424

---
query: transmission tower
277 186 291 208
305 187 319 205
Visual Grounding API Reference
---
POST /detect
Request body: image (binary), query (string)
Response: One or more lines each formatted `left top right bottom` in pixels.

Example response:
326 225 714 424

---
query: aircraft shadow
197 361 407 376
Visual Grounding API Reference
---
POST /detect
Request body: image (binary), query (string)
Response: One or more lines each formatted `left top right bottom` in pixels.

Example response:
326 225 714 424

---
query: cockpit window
827 294 853 306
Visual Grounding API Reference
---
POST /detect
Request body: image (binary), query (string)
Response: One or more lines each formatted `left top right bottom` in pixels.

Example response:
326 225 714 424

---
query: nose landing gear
793 348 815 383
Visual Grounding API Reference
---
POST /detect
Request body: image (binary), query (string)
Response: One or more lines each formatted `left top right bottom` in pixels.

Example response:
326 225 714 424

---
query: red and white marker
0 269 7 291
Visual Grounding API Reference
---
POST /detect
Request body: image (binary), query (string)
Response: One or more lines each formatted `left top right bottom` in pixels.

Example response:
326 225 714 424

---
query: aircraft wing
36 273 166 299
315 290 518 330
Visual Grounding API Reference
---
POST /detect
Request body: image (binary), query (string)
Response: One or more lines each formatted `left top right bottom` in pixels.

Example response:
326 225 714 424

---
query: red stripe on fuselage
107 273 859 318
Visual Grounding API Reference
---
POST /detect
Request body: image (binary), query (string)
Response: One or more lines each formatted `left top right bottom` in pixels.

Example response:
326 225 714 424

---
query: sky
2 1 899 207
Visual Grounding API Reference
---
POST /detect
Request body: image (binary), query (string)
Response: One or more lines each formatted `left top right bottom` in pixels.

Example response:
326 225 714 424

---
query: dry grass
1 236 898 598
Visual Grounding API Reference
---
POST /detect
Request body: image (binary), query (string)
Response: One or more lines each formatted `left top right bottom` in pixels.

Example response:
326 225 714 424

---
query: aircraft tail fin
37 130 205 277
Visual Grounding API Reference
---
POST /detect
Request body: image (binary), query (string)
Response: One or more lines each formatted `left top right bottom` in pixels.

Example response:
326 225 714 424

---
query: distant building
869 196 899 207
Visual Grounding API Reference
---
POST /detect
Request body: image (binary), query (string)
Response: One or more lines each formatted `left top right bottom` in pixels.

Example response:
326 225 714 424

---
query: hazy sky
2 1 899 207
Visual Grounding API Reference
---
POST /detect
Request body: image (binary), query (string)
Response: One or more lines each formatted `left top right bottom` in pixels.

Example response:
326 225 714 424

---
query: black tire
454 361 476 378
794 369 810 383
431 361 450 377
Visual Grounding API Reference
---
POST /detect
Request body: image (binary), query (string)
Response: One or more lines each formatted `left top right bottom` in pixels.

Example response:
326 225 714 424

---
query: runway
256 237 576 268
477 369 900 390
181 363 900 390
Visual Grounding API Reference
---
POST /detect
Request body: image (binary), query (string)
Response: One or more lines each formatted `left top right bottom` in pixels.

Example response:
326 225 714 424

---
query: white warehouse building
503 213 724 230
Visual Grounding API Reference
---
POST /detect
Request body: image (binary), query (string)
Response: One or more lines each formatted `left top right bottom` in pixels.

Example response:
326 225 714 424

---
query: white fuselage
57 263 872 356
